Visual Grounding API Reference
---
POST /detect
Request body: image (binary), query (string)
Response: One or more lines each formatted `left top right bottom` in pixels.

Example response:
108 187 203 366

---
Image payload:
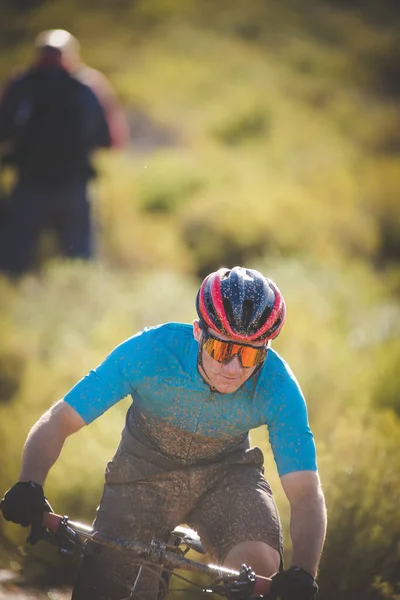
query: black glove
269 566 318 600
1 481 52 545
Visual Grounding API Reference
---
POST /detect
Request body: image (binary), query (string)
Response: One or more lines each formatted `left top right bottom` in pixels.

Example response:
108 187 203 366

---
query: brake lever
41 515 85 554
216 564 257 600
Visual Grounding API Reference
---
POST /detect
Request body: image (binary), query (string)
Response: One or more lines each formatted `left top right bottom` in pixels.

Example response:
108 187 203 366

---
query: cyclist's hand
1 481 53 545
269 566 318 600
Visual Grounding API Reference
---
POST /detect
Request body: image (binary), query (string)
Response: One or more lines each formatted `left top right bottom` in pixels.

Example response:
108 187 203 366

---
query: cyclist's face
193 321 265 394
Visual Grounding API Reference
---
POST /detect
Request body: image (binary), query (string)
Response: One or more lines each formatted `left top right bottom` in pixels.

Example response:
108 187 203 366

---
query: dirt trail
0 570 71 599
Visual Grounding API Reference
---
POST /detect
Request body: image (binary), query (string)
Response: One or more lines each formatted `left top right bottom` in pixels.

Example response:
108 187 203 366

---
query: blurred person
1 267 326 600
0 29 129 276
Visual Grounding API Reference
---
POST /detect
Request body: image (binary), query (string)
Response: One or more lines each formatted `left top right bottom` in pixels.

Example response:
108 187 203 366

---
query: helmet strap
196 333 217 393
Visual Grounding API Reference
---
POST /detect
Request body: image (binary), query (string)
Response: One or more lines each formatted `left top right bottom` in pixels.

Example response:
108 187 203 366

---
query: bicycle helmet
196 266 286 342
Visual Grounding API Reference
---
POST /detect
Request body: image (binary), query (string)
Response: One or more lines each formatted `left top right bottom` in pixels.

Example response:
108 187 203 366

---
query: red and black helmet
196 266 286 342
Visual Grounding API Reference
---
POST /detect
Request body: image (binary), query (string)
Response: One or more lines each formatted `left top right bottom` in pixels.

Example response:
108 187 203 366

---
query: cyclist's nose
222 355 243 373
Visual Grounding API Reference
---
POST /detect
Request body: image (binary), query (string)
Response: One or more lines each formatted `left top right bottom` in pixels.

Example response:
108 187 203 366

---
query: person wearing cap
1 267 326 600
0 30 129 275
33 29 130 149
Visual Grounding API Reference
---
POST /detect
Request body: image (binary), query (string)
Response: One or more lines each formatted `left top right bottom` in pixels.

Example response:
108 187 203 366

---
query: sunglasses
201 327 269 368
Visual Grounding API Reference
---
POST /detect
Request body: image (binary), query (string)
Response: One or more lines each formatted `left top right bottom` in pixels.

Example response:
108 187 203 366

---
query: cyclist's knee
223 540 280 577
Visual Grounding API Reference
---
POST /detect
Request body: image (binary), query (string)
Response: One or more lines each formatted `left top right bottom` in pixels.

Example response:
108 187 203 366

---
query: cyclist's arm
19 400 85 486
280 470 327 578
17 331 153 488
261 351 326 576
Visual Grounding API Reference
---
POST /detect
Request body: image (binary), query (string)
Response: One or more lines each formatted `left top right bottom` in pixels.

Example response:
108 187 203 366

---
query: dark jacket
0 65 111 184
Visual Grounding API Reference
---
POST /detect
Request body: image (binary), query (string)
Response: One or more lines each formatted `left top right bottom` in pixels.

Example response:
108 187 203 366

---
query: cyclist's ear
193 320 202 342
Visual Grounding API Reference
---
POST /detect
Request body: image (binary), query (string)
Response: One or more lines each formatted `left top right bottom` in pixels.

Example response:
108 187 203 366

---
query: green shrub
212 106 269 146
136 150 206 214
318 412 400 600
371 340 400 417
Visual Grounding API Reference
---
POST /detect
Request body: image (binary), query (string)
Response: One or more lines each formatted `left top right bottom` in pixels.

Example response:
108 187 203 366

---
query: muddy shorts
72 426 283 600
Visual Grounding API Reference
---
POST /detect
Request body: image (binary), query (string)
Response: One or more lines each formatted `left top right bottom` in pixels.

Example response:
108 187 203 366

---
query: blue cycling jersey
64 322 317 476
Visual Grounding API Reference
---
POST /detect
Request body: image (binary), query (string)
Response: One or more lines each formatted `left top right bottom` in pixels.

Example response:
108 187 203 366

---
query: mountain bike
41 511 273 599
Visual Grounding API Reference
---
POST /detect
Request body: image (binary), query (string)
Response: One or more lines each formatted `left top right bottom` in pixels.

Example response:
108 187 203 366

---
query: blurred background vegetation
0 1 400 599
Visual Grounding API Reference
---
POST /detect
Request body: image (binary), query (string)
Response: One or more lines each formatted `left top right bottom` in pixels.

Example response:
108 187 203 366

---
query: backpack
11 68 98 184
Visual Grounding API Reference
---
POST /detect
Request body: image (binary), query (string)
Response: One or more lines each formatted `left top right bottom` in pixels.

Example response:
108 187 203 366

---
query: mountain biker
1 266 326 600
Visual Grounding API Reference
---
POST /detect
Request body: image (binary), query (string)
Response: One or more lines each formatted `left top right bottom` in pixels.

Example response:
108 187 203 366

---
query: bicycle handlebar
0 508 272 596
42 512 272 596
43 511 94 536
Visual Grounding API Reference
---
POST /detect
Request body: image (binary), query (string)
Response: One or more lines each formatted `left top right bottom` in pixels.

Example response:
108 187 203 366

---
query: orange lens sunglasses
201 329 268 368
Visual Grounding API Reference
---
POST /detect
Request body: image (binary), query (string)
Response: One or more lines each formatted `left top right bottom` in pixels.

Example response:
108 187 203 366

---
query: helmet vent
222 298 234 333
242 299 254 331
